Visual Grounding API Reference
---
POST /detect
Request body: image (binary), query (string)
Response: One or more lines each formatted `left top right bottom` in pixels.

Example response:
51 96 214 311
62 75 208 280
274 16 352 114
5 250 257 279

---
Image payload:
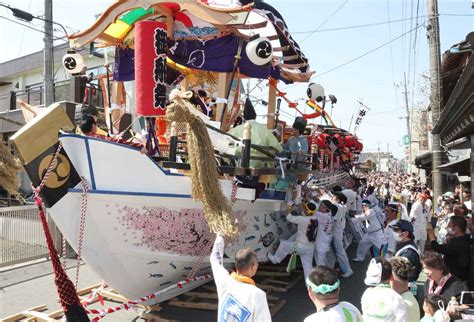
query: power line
293 16 426 34
0 15 66 41
300 0 348 43
312 24 424 79
386 0 398 117
252 23 425 99
410 0 422 129
292 13 471 35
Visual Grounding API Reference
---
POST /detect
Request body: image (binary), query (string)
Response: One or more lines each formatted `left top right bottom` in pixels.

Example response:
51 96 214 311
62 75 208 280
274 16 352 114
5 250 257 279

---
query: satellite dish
246 37 273 66
307 83 325 102
62 51 85 74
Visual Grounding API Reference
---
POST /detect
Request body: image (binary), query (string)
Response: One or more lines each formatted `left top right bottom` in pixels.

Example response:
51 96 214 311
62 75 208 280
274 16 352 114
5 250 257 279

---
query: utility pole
402 72 411 172
427 0 444 210
43 0 54 107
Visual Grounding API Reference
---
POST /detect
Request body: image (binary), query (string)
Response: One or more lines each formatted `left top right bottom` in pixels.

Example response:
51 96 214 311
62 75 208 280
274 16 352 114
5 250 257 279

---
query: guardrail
0 205 61 268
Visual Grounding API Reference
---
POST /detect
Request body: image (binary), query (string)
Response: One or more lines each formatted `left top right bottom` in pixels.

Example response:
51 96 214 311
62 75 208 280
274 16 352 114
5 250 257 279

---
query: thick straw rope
166 89 237 238
0 139 21 195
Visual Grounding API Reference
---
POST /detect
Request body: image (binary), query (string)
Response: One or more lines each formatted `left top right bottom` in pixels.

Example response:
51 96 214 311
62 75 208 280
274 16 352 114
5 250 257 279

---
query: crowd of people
211 171 473 321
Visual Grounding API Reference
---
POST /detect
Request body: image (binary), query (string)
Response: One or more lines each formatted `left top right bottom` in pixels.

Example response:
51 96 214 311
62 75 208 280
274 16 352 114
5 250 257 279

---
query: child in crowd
420 293 448 322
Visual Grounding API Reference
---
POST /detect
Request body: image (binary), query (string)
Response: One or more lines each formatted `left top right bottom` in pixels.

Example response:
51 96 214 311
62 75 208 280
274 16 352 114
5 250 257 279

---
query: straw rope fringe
166 89 237 238
0 139 21 195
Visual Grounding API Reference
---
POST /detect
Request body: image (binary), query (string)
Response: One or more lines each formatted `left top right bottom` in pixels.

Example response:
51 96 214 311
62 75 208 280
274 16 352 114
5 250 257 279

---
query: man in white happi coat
409 193 430 255
352 199 386 262
383 203 400 258
313 200 336 267
211 235 271 322
328 191 354 278
268 200 318 278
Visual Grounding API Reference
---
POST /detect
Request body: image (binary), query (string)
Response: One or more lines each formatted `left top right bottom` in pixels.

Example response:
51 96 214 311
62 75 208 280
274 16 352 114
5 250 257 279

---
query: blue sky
0 0 472 158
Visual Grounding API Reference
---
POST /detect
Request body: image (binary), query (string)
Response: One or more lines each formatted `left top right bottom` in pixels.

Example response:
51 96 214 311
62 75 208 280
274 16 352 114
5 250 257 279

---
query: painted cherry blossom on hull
117 205 246 256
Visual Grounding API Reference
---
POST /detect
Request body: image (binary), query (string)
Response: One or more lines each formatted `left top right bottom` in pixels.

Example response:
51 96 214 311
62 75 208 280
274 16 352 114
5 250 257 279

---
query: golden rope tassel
166 89 237 238
0 139 21 196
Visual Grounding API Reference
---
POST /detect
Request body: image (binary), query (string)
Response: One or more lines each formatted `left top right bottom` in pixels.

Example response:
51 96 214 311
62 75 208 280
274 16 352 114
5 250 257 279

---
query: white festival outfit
304 301 363 322
361 259 408 322
269 206 317 278
383 218 398 256
353 207 386 261
330 203 353 275
361 283 408 322
409 200 430 255
211 235 271 322
304 276 363 322
313 210 334 266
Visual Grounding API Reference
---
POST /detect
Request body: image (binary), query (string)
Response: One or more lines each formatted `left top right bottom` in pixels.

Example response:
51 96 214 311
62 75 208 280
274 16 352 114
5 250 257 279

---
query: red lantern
332 133 344 148
344 135 356 148
315 133 330 147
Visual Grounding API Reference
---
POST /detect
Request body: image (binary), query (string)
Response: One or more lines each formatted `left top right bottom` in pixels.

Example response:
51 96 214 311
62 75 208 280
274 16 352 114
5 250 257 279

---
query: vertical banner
353 101 371 134
135 21 167 116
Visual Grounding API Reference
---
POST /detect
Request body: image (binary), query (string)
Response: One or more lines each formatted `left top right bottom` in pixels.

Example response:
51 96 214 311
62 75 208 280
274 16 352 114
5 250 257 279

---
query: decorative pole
169 121 178 162
241 122 252 168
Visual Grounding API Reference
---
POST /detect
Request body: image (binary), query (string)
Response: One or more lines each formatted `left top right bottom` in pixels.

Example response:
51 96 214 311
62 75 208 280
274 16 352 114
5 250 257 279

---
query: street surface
0 245 425 321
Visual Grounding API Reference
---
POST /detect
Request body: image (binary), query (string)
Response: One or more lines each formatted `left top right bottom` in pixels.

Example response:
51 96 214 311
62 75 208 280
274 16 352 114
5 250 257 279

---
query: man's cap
292 116 307 132
361 199 371 207
389 219 414 234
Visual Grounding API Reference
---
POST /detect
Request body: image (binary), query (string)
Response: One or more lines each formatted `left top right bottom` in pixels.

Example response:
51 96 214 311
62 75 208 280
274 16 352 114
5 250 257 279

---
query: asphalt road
0 244 424 322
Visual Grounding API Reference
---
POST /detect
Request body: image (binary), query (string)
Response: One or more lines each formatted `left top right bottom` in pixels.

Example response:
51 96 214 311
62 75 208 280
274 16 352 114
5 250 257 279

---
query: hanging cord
75 177 89 289
33 142 89 321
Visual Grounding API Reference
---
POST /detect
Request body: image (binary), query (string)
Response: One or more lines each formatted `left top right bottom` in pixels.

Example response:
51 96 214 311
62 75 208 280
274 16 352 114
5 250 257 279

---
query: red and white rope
329 153 334 173
85 274 212 321
35 142 63 194
61 236 67 271
319 151 324 172
75 177 89 289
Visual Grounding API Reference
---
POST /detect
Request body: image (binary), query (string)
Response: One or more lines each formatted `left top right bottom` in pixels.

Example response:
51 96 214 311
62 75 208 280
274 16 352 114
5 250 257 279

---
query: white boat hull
49 134 293 302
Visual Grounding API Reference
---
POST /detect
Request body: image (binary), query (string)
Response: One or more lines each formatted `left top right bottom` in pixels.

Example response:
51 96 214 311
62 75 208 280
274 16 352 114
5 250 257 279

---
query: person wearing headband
329 191 354 278
352 200 386 262
312 200 337 267
304 266 362 322
268 200 318 278
361 258 408 321
383 203 401 258
409 192 431 255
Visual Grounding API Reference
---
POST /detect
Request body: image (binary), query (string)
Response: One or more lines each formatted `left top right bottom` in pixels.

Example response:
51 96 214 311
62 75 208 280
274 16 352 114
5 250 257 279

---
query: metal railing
0 205 60 268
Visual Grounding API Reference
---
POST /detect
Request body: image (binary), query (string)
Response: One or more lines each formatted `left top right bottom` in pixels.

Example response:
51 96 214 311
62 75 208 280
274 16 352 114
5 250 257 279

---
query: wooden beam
2 305 48 322
267 78 277 129
216 72 232 125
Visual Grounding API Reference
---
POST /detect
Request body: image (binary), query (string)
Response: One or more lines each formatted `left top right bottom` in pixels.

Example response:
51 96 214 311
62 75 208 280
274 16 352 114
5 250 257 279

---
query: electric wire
386 0 399 120
0 15 66 41
300 0 348 43
254 23 424 99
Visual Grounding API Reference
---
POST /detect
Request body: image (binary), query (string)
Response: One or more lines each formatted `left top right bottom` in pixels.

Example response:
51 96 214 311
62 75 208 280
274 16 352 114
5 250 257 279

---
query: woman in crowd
422 252 468 301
